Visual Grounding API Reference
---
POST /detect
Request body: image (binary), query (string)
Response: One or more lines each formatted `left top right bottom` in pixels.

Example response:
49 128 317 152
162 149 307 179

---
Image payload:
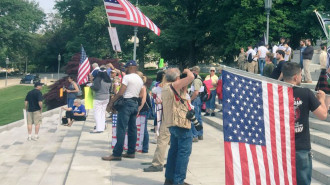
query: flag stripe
239 143 250 185
256 145 267 185
283 86 293 185
232 143 243 185
273 84 285 185
246 144 257 185
278 86 290 185
264 82 276 185
250 145 261 185
225 142 234 185
77 47 90 85
288 87 297 185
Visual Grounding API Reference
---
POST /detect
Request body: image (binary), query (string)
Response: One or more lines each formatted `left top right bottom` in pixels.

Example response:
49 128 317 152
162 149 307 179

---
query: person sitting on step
61 99 86 127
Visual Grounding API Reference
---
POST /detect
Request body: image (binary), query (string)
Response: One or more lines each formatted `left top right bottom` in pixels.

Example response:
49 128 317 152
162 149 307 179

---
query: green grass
0 85 49 126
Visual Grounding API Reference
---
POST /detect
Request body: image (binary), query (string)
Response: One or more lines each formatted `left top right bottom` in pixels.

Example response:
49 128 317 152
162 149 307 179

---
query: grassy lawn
0 85 48 126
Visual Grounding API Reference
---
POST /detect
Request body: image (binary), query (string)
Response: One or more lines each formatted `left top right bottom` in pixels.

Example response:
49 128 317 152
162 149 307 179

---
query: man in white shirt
258 44 269 76
246 45 258 74
284 42 292 62
102 60 143 161
272 43 278 66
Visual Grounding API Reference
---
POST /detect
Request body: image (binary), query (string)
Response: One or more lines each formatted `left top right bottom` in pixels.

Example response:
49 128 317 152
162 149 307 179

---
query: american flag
222 70 296 185
77 46 90 85
104 0 161 36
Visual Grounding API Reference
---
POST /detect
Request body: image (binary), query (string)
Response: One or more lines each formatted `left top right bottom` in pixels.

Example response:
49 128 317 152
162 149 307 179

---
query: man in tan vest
162 68 195 185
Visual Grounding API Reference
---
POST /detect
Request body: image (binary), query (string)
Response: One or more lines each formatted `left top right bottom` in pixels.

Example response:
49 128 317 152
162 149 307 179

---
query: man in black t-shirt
271 50 286 80
25 82 43 141
282 63 327 185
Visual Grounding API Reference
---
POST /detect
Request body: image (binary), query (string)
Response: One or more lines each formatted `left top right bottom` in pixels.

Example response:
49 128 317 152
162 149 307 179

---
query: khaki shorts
27 111 42 125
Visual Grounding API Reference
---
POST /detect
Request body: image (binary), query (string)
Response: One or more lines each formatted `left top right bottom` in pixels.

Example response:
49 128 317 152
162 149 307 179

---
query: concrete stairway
202 103 330 185
0 108 85 185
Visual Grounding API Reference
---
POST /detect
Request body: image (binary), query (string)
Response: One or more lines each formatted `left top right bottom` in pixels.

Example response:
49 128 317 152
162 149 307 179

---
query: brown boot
101 155 122 161
122 153 135 158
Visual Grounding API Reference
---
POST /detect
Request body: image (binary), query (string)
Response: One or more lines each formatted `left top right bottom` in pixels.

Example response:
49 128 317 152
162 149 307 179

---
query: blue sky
36 0 56 14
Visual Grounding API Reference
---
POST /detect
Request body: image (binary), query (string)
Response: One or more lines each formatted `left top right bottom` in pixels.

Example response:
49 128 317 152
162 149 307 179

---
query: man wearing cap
24 82 44 141
190 66 204 142
102 60 143 161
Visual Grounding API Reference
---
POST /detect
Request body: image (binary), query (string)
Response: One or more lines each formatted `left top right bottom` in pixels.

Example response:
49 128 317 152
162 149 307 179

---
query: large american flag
77 46 90 85
104 0 161 36
222 70 297 185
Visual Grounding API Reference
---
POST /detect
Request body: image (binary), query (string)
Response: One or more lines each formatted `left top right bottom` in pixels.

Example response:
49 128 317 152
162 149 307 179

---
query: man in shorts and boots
25 82 44 141
282 62 328 185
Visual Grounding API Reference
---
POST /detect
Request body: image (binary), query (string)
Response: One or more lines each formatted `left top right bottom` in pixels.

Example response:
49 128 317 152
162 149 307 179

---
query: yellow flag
84 86 94 109
59 88 63 97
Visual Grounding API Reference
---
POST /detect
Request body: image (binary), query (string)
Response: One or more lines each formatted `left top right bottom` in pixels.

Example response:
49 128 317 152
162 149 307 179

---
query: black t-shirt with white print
293 87 320 150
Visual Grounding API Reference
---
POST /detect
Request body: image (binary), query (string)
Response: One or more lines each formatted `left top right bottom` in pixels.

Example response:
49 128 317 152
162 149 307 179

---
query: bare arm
137 86 147 113
278 72 283 81
25 101 28 110
39 101 43 112
112 84 127 102
172 69 194 93
313 91 328 120
190 90 199 101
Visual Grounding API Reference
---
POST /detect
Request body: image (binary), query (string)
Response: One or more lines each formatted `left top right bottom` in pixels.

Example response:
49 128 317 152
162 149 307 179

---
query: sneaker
101 155 122 161
27 137 32 141
204 112 210 116
164 179 173 185
143 165 163 172
198 136 203 140
193 137 199 142
33 135 39 141
211 112 215 116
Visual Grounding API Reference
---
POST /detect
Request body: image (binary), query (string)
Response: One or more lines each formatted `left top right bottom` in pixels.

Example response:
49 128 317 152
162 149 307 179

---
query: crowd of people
22 40 328 184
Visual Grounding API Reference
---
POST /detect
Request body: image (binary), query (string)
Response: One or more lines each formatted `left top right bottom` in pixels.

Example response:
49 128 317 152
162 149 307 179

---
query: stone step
310 128 330 148
311 178 325 185
312 160 330 185
0 128 66 185
16 129 67 185
310 117 330 134
310 113 330 123
64 117 111 185
38 121 85 185
312 143 330 166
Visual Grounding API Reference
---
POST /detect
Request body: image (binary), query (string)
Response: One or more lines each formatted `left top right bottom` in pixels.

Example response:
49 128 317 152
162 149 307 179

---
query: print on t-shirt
294 97 303 133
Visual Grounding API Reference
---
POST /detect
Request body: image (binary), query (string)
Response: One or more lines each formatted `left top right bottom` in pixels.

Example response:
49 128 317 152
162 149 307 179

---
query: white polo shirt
246 48 256 58
122 73 143 98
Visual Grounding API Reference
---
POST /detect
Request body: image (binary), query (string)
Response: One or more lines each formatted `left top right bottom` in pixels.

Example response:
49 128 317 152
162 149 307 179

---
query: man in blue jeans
282 62 327 185
190 66 204 142
102 60 143 161
162 68 195 185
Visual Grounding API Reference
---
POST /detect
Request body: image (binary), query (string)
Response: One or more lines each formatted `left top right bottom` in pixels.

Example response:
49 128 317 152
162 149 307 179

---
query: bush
43 53 121 110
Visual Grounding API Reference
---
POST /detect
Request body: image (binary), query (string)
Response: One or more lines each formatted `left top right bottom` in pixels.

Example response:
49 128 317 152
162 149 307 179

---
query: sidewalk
65 111 225 185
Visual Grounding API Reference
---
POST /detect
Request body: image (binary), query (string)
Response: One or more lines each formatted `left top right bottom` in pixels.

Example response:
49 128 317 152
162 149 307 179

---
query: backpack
197 78 212 102
247 53 253 63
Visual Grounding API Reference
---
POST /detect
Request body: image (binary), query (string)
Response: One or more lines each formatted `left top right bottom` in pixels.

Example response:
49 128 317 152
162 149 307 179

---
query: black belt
124 97 139 101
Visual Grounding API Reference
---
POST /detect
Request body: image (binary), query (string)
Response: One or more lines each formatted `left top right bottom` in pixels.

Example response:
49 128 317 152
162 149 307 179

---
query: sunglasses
210 70 215 72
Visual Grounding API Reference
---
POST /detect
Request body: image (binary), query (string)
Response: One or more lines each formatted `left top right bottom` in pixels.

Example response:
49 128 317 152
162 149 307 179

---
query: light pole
132 0 139 61
265 0 272 45
58 53 61 80
5 57 10 87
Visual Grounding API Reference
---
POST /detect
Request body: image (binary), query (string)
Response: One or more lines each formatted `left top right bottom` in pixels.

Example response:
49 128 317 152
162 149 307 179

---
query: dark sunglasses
210 70 215 72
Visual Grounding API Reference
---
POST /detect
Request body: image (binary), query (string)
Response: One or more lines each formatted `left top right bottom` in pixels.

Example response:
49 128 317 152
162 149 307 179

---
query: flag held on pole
77 46 91 85
104 0 161 36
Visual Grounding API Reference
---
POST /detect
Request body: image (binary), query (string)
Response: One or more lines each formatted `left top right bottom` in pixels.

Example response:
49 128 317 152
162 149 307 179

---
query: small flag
77 46 90 85
222 70 296 185
59 88 63 97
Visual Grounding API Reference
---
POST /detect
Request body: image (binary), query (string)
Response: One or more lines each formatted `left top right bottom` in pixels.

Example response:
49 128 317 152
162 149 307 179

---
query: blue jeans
206 90 216 110
112 99 139 156
191 96 203 138
165 127 192 184
296 150 312 185
67 98 75 108
259 58 265 76
139 111 149 153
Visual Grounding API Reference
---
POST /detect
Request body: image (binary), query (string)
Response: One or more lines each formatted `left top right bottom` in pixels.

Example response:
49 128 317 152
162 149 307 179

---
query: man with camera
190 66 204 142
102 60 143 161
162 68 195 185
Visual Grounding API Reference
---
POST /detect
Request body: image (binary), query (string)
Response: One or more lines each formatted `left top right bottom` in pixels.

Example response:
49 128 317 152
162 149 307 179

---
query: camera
186 110 203 131
180 73 187 79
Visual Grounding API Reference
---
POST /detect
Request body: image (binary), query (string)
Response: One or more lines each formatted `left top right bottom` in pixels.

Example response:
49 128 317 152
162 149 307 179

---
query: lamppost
132 0 139 61
5 57 10 87
265 0 272 45
58 53 61 80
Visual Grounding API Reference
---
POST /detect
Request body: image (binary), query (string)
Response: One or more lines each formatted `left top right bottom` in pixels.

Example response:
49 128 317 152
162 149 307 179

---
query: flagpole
133 0 139 61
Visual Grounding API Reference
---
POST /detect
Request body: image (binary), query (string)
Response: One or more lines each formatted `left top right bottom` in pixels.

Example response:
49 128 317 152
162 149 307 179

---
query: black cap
34 82 44 87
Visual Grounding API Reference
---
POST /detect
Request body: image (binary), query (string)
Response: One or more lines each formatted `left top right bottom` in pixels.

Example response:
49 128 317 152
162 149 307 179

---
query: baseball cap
209 67 216 71
34 82 44 87
124 60 137 68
